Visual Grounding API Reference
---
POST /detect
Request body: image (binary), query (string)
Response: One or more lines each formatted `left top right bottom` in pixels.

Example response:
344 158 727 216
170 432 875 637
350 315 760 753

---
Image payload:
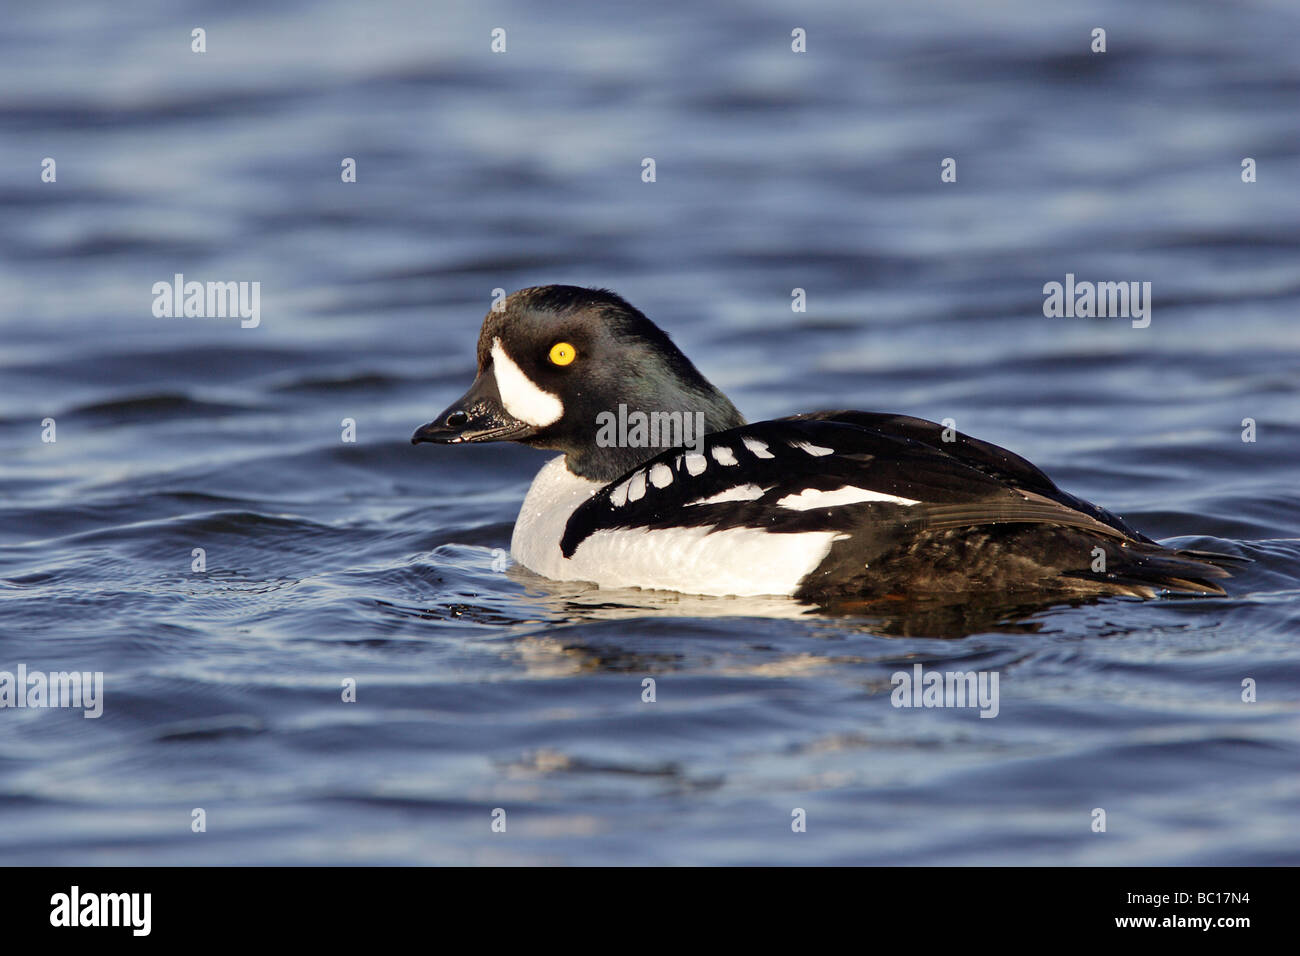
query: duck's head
411 285 745 482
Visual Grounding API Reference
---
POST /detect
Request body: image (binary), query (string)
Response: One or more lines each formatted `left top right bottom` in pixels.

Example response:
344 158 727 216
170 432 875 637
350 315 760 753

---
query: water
1 0 1298 865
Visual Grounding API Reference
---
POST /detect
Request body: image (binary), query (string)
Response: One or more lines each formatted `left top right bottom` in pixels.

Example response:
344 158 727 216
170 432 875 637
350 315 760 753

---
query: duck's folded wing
560 416 1138 559
788 410 1152 540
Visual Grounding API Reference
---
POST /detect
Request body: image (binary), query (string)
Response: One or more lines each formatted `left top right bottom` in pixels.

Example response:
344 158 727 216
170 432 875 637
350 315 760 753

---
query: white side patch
510 457 843 598
567 526 844 597
491 338 563 427
790 440 834 457
742 437 775 459
685 483 767 507
777 485 920 511
684 453 707 475
711 445 739 466
649 463 674 488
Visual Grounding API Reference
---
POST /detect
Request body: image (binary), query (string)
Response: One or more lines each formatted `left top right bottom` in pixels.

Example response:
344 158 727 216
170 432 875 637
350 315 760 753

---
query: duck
411 285 1233 600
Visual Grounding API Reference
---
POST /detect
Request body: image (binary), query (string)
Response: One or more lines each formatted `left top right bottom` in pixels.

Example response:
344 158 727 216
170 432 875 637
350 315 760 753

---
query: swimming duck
412 285 1231 600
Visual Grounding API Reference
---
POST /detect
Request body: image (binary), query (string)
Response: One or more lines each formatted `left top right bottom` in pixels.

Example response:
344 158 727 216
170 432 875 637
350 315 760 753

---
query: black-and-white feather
560 413 1229 598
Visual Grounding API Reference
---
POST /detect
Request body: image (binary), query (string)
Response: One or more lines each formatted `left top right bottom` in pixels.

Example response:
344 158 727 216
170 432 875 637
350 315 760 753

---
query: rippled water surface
2 0 1299 864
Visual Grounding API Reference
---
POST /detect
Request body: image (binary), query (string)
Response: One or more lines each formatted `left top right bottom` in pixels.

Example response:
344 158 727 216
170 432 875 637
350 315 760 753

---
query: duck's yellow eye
548 342 577 366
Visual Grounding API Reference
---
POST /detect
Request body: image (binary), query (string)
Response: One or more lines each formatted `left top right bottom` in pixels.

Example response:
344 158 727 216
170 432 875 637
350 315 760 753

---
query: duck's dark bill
410 374 537 444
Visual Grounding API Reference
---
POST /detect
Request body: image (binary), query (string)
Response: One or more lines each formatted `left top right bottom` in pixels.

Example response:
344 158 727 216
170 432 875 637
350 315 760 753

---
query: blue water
1 0 1298 864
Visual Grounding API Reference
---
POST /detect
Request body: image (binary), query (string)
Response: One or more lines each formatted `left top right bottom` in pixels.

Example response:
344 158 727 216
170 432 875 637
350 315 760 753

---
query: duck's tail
1064 541 1246 598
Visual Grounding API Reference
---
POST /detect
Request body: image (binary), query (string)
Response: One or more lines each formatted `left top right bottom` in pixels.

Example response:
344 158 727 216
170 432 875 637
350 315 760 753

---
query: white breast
509 455 842 597
510 456 605 579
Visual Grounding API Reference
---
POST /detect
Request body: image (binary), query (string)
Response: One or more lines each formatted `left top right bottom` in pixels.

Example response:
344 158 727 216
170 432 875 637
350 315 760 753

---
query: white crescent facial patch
491 337 564 427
